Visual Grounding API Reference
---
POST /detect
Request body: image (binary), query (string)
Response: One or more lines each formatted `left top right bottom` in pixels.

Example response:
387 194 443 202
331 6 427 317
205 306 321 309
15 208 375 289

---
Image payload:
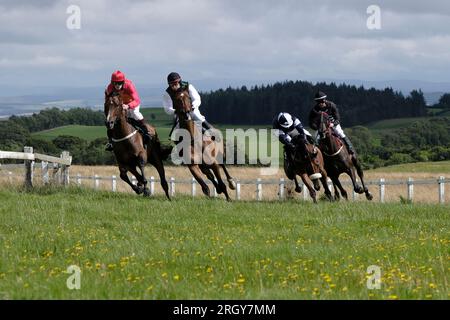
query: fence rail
0 149 447 203
0 147 72 187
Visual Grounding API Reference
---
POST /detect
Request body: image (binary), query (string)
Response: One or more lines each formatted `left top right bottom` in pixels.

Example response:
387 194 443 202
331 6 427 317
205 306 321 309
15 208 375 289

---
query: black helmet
315 91 327 101
167 72 181 84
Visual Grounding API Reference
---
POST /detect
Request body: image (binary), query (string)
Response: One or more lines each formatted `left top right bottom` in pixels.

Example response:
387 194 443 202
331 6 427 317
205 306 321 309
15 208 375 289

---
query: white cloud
0 0 449 87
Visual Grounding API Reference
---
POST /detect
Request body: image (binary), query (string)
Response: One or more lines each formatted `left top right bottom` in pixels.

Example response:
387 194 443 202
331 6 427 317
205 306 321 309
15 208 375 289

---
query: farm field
0 186 448 299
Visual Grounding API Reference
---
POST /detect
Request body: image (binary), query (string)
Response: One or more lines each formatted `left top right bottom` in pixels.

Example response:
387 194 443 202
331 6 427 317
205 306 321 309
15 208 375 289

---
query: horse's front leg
352 157 373 201
293 176 302 193
319 170 333 201
300 174 317 203
346 166 363 194
119 166 140 194
189 165 210 197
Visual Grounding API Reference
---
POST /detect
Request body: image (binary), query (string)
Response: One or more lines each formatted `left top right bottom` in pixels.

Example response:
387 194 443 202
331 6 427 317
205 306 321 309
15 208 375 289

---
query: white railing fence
0 147 72 187
19 173 446 204
0 149 447 203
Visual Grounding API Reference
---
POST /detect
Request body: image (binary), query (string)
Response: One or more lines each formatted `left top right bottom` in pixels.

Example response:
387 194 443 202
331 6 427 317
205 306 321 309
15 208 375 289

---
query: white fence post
52 163 59 183
41 161 49 185
150 176 155 196
235 181 241 200
112 175 117 192
76 173 81 186
439 176 445 204
379 178 385 203
213 184 218 197
94 174 100 190
170 177 175 197
61 151 70 186
191 177 196 197
278 178 285 200
407 177 414 202
303 182 308 201
256 178 262 201
23 146 34 188
352 190 358 202
8 171 13 184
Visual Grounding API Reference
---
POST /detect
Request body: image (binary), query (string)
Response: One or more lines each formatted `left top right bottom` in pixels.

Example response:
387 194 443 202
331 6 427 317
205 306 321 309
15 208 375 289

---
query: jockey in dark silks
308 91 355 154
273 112 313 181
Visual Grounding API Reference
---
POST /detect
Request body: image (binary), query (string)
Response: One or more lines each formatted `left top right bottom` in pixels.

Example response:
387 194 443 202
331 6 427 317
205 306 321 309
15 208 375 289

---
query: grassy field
369 161 450 174
0 186 448 300
33 125 108 142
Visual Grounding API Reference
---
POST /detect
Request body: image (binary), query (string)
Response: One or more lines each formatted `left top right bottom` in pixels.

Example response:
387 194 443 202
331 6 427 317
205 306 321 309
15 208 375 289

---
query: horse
105 92 171 200
317 112 373 201
285 135 333 203
171 89 236 201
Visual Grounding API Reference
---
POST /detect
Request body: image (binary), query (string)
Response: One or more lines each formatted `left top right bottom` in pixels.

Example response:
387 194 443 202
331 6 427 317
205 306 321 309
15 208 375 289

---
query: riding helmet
278 112 294 129
167 72 181 84
315 91 327 101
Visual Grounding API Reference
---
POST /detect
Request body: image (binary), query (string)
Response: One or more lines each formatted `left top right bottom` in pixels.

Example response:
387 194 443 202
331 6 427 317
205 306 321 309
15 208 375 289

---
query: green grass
369 161 450 173
33 125 108 142
366 117 432 130
0 186 448 299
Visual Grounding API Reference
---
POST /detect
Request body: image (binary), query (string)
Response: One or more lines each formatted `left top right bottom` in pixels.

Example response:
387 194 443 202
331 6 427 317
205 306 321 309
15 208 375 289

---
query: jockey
162 72 213 134
308 91 355 154
104 70 151 151
272 112 312 160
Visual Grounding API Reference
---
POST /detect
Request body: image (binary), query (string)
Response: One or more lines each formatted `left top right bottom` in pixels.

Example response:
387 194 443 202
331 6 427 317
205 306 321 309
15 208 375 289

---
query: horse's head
105 92 126 130
172 89 193 121
318 112 331 138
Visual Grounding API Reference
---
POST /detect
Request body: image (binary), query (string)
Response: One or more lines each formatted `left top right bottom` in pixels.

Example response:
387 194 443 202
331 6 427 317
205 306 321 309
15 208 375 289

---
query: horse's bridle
106 93 138 142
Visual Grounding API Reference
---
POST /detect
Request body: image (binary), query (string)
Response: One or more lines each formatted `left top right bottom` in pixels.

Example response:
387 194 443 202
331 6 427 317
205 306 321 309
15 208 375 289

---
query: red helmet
111 70 125 82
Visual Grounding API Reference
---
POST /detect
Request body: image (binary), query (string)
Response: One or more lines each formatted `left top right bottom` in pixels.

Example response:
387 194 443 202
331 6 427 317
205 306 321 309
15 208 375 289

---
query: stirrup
105 143 113 151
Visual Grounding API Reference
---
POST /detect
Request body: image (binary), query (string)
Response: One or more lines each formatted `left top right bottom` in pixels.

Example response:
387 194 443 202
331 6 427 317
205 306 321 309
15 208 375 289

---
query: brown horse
318 112 373 201
171 89 236 201
105 92 171 199
285 135 333 203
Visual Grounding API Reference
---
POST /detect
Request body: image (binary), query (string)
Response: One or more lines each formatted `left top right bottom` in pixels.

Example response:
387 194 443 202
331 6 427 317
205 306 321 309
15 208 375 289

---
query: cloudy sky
1 0 450 91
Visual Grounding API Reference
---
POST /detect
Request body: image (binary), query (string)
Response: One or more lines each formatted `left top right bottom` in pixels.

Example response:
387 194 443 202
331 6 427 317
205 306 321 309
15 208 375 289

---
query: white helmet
278 112 293 129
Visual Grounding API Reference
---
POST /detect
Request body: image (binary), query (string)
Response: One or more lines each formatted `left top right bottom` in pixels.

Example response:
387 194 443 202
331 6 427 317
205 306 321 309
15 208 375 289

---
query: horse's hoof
202 187 210 197
355 186 364 194
295 186 302 193
334 195 340 201
228 179 236 190
366 192 373 201
143 188 151 197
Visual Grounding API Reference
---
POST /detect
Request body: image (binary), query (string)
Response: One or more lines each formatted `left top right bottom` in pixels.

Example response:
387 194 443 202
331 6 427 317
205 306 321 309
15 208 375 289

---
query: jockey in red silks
104 70 151 151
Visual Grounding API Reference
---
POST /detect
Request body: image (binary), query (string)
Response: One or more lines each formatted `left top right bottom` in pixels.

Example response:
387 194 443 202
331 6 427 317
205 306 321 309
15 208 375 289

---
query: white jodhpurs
314 124 346 140
127 105 144 121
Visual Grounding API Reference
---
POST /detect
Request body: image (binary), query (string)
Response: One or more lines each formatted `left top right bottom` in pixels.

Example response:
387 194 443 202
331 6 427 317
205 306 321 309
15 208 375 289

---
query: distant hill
1 78 449 118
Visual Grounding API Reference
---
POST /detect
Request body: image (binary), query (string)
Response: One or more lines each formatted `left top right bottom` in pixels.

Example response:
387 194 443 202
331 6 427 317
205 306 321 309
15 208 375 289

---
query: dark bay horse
105 92 170 199
171 90 236 201
318 112 373 201
286 135 333 203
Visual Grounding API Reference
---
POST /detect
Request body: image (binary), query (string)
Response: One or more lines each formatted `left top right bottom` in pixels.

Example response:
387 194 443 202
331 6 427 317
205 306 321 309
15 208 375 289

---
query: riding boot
202 120 218 140
298 140 309 159
105 129 113 151
136 119 152 148
343 136 355 154
201 120 214 133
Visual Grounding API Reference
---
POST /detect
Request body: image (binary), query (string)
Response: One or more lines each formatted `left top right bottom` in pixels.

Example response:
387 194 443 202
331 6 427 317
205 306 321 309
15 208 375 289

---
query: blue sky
1 0 450 90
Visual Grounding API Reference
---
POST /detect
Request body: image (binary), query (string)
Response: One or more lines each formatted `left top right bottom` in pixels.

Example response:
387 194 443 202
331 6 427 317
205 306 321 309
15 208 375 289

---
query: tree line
200 81 428 126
